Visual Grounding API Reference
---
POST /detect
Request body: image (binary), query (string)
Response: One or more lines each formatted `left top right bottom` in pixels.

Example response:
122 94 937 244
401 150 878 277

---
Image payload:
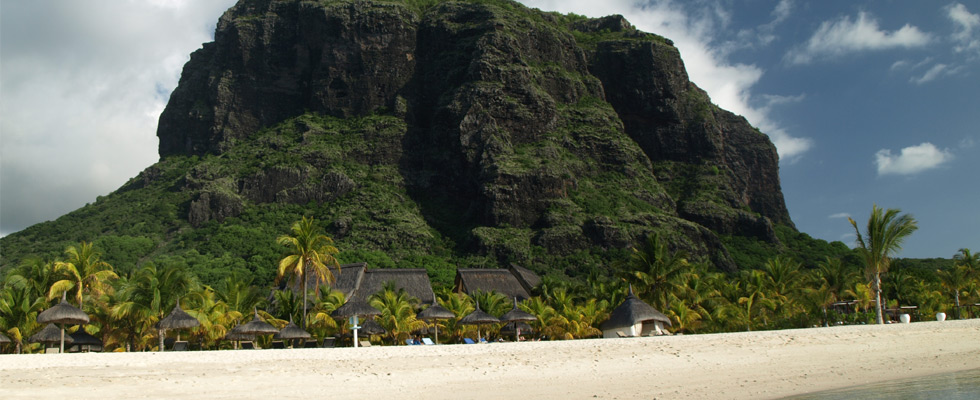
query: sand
1 319 978 399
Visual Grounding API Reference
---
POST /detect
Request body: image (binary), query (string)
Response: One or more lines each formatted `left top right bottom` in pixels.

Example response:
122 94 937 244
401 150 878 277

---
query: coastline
2 319 978 399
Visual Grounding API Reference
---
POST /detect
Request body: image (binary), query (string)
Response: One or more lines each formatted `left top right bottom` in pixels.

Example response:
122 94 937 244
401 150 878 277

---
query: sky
1 0 978 259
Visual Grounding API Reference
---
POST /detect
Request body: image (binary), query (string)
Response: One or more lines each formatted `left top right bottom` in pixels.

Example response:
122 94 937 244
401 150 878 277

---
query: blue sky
2 0 977 258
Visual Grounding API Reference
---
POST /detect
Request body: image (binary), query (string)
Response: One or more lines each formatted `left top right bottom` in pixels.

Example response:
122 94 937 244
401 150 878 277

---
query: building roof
455 269 533 300
350 269 436 305
600 291 672 330
509 263 541 293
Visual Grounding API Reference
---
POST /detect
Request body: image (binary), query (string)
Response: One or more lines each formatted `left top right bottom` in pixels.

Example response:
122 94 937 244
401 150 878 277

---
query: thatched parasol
223 324 254 349
69 327 103 353
274 318 311 347
332 299 380 348
30 324 74 349
238 308 279 336
459 303 499 342
499 297 536 341
156 300 200 351
600 286 672 336
417 303 455 344
37 292 89 353
0 332 10 344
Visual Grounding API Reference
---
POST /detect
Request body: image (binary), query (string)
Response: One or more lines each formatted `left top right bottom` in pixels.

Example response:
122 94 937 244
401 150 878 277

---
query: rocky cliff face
152 0 794 272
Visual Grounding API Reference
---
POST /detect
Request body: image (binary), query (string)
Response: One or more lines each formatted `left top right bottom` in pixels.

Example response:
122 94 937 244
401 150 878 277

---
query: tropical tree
308 286 346 339
112 263 196 351
621 233 688 312
50 241 118 308
370 283 426 344
848 205 918 324
214 273 266 315
937 264 972 319
435 290 473 343
276 216 340 329
0 285 47 353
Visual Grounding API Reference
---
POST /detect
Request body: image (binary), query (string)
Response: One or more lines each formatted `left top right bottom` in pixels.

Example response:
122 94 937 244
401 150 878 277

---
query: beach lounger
271 341 285 349
405 339 416 346
303 340 318 348
360 341 372 347
240 341 255 350
616 331 628 338
321 338 335 348
422 338 435 345
463 338 476 344
172 341 189 351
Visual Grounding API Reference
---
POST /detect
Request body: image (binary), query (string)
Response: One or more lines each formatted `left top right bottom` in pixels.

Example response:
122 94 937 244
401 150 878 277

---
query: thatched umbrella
69 327 103 353
37 292 89 353
156 300 200 351
224 324 254 349
417 303 455 344
600 286 672 337
274 317 311 348
238 308 279 336
459 303 499 342
332 299 380 348
30 324 74 351
0 332 10 344
499 297 536 341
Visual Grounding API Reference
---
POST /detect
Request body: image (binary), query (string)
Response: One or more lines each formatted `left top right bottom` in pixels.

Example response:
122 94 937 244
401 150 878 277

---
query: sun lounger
303 340 318 348
463 338 476 344
172 341 189 351
422 338 435 345
321 338 335 348
405 339 415 346
271 341 285 349
616 331 628 338
240 341 255 350
360 341 372 347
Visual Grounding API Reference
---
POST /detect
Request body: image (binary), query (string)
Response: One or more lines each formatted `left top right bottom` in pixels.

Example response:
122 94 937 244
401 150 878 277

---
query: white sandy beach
1 319 978 399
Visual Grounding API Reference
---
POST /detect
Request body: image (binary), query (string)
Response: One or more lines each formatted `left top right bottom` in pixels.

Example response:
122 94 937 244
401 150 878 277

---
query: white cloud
786 12 933 64
910 63 950 84
0 0 238 235
874 143 954 175
960 136 976 149
520 0 811 160
828 212 851 219
947 3 980 55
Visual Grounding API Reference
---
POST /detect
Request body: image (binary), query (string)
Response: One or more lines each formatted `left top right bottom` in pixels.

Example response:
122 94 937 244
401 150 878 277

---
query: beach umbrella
274 318 311 348
332 299 380 348
459 303 499 342
30 324 74 351
238 308 279 336
37 292 89 353
417 303 455 344
224 324 254 349
69 327 103 353
600 285 671 337
0 332 10 344
156 300 200 351
499 297 536 340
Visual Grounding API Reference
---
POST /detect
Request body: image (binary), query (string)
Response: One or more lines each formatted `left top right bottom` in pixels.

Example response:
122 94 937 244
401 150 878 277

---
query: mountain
0 0 838 287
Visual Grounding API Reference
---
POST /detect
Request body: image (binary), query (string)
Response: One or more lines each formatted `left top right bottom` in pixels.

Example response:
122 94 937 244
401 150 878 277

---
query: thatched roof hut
600 289 671 337
237 310 279 335
69 328 104 352
455 267 540 301
0 332 10 344
351 268 436 305
509 263 541 293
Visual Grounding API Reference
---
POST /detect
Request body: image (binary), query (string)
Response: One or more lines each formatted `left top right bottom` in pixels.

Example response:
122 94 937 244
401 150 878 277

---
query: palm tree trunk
302 273 308 330
954 292 960 319
874 272 884 324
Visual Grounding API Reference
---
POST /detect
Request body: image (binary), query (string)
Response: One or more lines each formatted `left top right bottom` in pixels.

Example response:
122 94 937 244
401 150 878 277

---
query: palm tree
622 233 689 312
848 205 918 324
308 286 345 339
112 263 196 351
276 216 340 329
937 265 971 319
0 285 47 353
214 273 266 315
370 283 426 344
50 241 118 308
